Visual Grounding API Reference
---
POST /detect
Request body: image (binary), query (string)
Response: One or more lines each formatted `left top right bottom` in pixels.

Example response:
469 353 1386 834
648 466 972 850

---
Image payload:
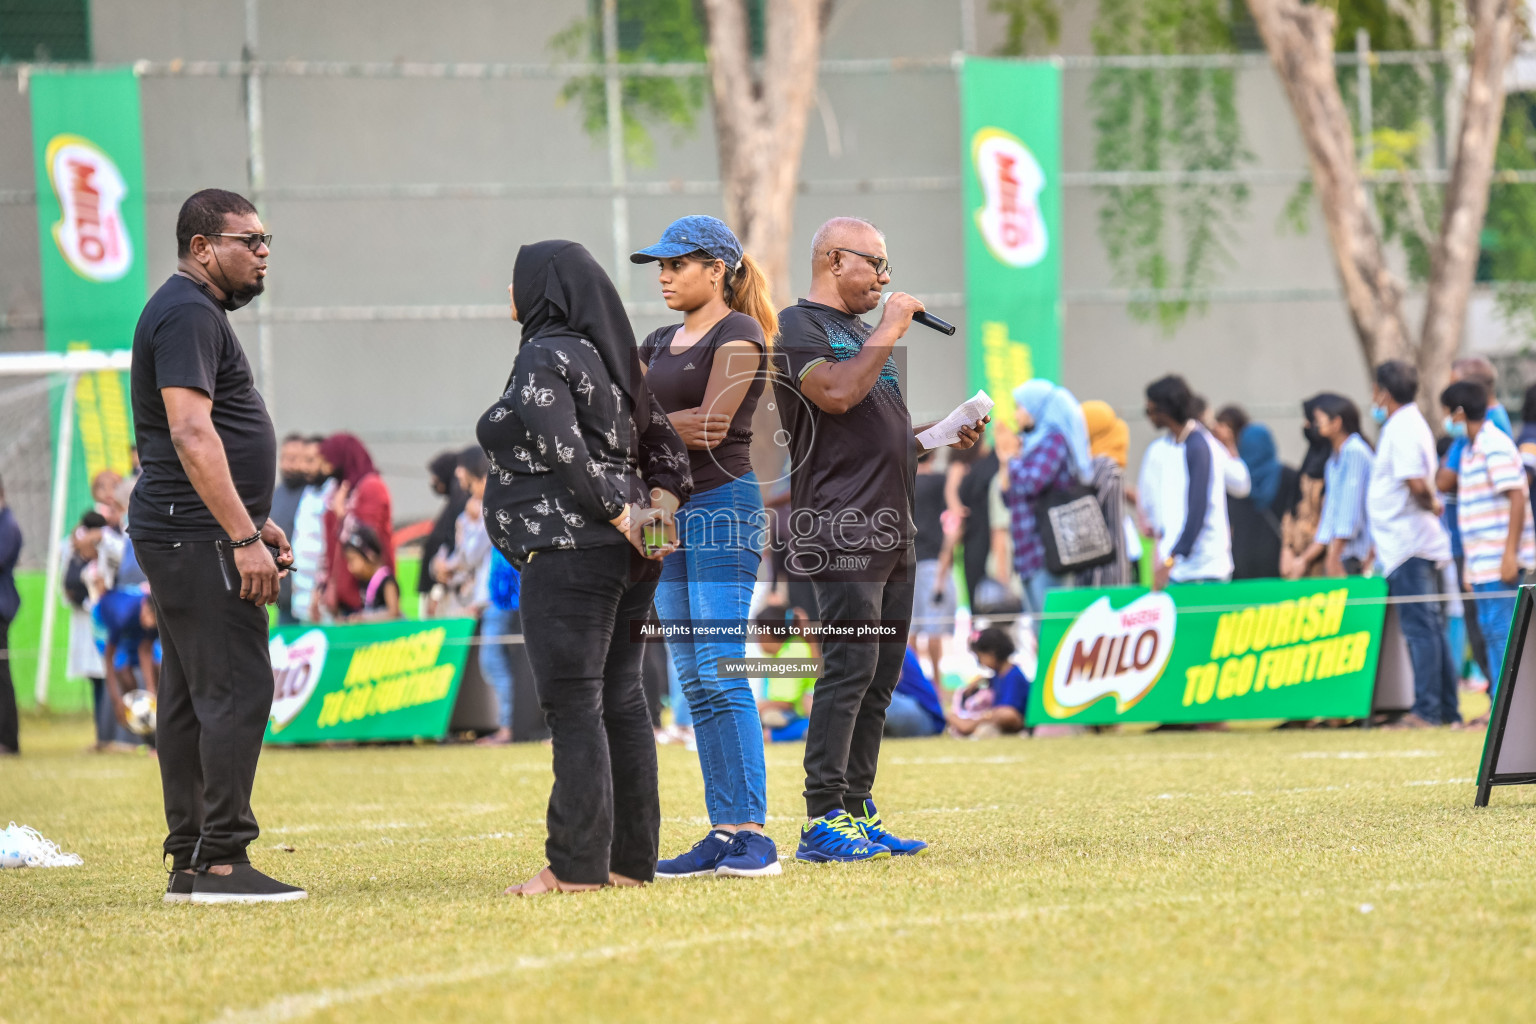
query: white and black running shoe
164 871 194 904
190 864 307 905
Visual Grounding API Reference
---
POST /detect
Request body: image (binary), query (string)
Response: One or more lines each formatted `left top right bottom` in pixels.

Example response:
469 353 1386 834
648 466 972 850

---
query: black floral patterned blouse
476 334 692 566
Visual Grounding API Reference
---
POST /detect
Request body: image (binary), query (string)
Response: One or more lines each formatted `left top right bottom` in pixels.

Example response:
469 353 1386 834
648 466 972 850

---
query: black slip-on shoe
163 871 195 904
190 863 307 905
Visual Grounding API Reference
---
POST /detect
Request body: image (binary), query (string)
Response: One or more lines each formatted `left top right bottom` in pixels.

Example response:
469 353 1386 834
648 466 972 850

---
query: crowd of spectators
8 353 1532 752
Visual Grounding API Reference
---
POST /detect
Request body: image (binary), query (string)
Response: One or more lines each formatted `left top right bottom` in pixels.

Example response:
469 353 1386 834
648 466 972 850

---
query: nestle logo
1119 608 1162 628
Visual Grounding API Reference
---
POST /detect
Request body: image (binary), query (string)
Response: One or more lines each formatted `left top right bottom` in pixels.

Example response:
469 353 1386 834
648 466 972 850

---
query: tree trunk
1245 0 1413 370
701 0 829 308
1416 0 1516 414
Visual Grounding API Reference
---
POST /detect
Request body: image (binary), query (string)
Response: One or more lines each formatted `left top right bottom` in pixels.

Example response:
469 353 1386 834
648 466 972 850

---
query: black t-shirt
913 470 947 562
129 275 277 540
773 299 914 564
638 310 766 493
363 570 398 611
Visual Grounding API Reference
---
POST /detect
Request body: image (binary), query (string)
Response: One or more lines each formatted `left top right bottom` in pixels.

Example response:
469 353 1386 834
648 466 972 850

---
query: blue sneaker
715 830 783 878
656 829 735 879
854 799 928 855
794 810 891 863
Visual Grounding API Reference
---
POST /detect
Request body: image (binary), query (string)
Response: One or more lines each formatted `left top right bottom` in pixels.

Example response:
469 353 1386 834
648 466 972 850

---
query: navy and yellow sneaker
794 810 891 863
853 799 928 856
715 830 782 878
656 829 736 879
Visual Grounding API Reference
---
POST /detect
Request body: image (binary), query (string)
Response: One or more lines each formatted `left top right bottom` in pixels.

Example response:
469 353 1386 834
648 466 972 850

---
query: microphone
912 310 956 336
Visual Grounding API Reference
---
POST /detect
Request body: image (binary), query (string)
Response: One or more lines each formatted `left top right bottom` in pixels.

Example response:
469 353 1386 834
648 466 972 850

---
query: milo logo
270 630 329 731
1043 593 1176 718
44 133 133 283
971 127 1048 268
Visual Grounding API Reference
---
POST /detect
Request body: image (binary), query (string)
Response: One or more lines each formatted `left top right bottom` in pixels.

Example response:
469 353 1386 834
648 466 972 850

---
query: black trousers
136 538 273 870
803 548 915 819
519 542 662 884
0 618 17 752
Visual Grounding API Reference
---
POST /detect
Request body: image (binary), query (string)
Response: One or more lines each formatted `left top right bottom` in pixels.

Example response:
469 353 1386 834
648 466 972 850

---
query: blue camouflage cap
630 215 743 270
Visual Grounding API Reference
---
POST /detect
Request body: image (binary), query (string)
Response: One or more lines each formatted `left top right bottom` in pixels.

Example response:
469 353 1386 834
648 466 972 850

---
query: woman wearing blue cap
631 214 782 880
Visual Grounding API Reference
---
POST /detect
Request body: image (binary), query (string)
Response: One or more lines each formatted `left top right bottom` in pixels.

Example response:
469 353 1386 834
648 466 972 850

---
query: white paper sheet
916 389 994 449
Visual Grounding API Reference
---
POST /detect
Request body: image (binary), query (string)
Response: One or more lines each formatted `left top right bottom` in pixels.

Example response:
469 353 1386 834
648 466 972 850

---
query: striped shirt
1314 433 1374 566
1457 424 1536 585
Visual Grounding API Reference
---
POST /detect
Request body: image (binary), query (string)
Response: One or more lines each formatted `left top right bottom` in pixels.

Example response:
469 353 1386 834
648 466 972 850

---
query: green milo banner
960 57 1062 429
28 68 146 514
265 618 477 744
1027 577 1390 726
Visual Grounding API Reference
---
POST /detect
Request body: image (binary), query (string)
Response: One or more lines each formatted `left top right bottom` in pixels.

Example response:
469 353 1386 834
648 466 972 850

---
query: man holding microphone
773 217 983 863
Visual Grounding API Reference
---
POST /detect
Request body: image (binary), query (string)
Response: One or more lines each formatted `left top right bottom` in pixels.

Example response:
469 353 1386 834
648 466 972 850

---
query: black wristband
230 531 263 549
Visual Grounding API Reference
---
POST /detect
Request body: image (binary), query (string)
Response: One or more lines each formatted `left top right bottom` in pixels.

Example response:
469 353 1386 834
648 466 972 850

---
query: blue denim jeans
1473 576 1522 697
664 641 692 728
478 606 520 731
654 473 767 826
884 691 943 738
1388 557 1460 725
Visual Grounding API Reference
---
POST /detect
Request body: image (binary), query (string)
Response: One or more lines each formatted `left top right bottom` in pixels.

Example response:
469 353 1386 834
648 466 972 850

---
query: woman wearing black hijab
418 451 467 615
477 240 692 896
1280 393 1339 577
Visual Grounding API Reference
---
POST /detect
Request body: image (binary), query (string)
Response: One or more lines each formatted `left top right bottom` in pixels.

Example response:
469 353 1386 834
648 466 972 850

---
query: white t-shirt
1224 452 1251 498
1366 403 1450 576
1154 425 1235 582
289 480 333 622
1137 435 1180 540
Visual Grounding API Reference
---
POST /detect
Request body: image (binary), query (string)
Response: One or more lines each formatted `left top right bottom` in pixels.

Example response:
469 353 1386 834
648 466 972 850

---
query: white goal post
0 349 133 707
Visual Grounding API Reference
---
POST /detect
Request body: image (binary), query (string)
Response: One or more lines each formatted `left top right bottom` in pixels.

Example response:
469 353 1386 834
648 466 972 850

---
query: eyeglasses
826 247 891 277
208 232 273 252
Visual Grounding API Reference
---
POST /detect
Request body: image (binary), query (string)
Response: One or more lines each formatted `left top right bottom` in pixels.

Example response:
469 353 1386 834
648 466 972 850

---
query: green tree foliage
989 0 1060 56
549 0 712 166
1485 96 1536 336
993 0 1251 332
1087 0 1252 331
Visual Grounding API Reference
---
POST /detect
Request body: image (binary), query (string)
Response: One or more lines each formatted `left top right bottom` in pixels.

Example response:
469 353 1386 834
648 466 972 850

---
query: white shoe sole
162 893 191 905
715 860 784 878
654 869 717 880
190 890 308 905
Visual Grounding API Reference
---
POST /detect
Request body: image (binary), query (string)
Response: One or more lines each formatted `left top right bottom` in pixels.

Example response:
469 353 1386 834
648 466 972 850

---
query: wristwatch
1162 555 1176 570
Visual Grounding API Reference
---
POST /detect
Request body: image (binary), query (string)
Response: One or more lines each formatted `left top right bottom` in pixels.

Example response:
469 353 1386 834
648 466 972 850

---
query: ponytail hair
722 251 778 344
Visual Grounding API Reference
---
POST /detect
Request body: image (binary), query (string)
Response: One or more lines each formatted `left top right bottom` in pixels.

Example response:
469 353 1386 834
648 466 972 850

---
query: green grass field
4 714 1536 1024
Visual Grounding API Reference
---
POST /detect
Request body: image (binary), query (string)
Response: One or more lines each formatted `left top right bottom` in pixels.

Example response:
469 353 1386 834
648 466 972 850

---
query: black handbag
1034 484 1116 575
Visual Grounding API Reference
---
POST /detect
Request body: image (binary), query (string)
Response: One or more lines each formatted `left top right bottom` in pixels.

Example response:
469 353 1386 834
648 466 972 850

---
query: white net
0 372 56 572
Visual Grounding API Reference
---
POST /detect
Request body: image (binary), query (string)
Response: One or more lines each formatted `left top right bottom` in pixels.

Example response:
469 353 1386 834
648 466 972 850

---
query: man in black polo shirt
130 188 303 904
775 217 983 864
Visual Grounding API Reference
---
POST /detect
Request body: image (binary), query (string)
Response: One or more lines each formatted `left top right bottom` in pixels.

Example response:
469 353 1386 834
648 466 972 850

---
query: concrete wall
0 0 1446 563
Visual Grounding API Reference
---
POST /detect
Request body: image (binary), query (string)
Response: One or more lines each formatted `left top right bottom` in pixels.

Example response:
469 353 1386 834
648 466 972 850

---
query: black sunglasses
827 247 891 277
208 232 273 253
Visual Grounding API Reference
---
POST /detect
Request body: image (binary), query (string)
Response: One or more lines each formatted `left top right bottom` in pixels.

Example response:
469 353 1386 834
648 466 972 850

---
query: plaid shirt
1004 430 1076 578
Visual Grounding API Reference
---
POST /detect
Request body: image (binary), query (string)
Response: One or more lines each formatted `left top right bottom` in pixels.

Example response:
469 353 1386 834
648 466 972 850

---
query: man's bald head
806 217 890 315
811 217 885 270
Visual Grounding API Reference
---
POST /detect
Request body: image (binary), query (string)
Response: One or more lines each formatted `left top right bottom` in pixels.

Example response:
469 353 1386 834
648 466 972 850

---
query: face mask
1444 417 1468 439
209 244 264 311
1370 404 1388 425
